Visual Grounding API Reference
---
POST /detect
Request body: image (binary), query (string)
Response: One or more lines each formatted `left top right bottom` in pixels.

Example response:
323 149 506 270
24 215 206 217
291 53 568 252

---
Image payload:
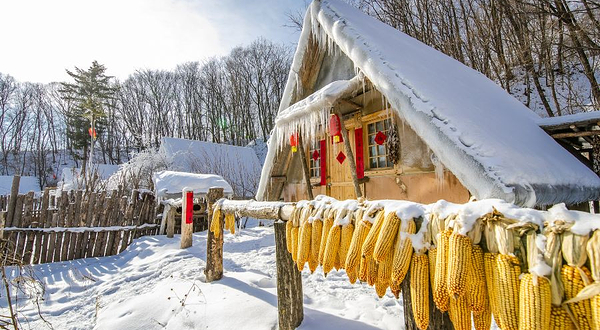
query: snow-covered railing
211 195 600 330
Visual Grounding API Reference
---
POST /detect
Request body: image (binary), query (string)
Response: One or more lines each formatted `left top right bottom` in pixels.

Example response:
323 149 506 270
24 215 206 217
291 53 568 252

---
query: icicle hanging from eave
273 74 365 153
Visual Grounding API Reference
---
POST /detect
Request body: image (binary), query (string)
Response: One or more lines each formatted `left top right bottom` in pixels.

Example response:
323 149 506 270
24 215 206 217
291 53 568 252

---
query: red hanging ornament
336 151 346 164
88 127 97 140
312 150 319 161
329 114 343 144
375 131 387 145
290 133 298 152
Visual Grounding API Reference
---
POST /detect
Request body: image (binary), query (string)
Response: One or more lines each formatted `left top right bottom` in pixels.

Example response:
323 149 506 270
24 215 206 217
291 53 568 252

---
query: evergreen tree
59 61 115 174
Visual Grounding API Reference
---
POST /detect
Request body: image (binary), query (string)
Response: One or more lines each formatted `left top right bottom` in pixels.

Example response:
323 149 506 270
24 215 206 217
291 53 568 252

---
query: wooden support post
205 188 224 282
180 190 194 249
274 221 303 330
334 109 363 198
6 175 20 227
297 134 314 200
166 205 176 238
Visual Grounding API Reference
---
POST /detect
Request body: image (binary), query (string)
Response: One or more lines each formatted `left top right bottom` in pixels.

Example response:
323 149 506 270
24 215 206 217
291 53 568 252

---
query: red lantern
329 114 343 143
290 133 298 152
88 127 97 140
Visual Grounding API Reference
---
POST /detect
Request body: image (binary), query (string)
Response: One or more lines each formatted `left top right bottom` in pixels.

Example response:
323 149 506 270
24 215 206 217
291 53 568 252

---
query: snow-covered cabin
160 137 262 198
257 0 600 207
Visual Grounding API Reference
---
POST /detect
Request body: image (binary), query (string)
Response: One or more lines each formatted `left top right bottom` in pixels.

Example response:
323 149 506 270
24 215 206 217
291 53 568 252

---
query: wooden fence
1 181 159 265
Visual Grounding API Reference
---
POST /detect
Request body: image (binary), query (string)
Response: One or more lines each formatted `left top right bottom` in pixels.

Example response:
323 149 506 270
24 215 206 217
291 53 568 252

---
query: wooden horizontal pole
218 199 295 221
551 130 599 138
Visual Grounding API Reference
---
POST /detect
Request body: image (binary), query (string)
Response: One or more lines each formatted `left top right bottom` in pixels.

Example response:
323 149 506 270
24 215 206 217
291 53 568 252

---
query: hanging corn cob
390 218 416 286
494 220 521 330
322 224 342 275
549 306 575 330
210 206 222 238
467 244 488 313
562 230 593 330
410 247 430 330
346 209 371 283
586 230 600 330
375 243 395 297
361 210 386 259
319 210 335 265
338 222 354 270
446 230 472 298
309 212 323 273
433 227 452 312
373 212 401 263
449 294 471 330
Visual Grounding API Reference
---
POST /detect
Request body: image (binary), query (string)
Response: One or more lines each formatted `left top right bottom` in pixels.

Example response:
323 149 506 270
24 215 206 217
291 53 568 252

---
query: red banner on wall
185 191 194 224
320 139 327 186
355 128 364 179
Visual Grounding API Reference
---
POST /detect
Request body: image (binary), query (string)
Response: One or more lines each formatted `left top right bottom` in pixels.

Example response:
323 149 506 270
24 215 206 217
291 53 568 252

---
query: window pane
368 123 375 134
378 157 386 168
370 158 377 168
376 121 383 132
378 145 385 155
369 135 375 144
370 146 377 157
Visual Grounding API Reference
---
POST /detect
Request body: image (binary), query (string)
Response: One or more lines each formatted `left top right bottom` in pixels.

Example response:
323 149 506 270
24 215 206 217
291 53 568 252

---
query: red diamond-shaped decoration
312 150 320 161
375 131 387 145
336 151 346 164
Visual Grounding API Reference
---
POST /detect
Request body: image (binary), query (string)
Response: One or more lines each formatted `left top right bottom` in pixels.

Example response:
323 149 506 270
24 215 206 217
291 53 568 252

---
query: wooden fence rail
1 182 159 265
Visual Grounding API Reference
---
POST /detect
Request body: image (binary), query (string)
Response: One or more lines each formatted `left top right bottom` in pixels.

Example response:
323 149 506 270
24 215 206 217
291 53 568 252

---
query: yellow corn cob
449 294 471 330
375 246 394 298
367 255 379 287
391 287 400 299
346 220 372 278
322 225 341 275
309 219 322 273
210 208 222 238
467 245 488 313
447 231 472 298
286 219 293 253
390 276 401 294
373 212 400 263
484 252 502 328
410 253 430 330
358 252 369 283
361 210 385 259
338 223 354 270
319 217 334 265
226 213 236 234
391 219 416 284
473 306 492 330
519 274 551 330
593 295 599 330
495 253 521 330
433 229 452 312
290 227 299 262
296 225 303 262
562 265 593 330
334 248 342 271
550 306 575 330
297 221 312 271
428 247 437 287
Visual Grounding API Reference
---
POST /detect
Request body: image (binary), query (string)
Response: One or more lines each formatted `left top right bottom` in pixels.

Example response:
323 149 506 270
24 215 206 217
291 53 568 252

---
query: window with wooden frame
308 140 321 178
365 116 394 170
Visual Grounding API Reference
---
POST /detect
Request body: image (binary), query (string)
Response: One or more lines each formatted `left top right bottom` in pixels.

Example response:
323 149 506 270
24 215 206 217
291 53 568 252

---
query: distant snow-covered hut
257 0 600 207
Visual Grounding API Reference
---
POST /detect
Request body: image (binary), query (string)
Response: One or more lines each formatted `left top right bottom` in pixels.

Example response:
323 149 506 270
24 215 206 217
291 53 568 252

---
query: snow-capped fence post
181 189 194 249
205 187 224 282
274 220 304 330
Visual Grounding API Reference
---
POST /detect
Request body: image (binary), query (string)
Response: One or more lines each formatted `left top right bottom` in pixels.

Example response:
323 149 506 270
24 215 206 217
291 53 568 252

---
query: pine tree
59 61 115 175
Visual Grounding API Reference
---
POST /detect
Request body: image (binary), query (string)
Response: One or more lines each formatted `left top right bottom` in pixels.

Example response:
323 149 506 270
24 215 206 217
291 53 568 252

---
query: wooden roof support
297 134 314 200
334 108 363 198
551 131 600 139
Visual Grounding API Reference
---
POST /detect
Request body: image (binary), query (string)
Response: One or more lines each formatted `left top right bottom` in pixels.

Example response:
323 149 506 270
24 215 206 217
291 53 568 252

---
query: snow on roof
160 137 262 198
152 170 233 198
0 176 40 195
537 111 600 128
257 0 600 206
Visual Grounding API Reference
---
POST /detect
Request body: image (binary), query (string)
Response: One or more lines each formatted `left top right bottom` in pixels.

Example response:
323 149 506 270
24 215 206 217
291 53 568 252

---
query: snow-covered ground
5 224 404 330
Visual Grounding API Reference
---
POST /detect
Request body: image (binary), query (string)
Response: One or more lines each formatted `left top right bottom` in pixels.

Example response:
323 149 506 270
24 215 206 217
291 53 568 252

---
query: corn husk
544 220 568 306
562 230 592 286
564 229 600 305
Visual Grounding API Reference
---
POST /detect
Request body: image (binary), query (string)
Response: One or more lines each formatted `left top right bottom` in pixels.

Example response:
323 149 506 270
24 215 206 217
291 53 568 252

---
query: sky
0 0 308 84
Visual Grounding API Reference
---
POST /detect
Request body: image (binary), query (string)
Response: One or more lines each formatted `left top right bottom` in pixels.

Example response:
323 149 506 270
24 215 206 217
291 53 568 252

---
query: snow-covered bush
107 148 168 194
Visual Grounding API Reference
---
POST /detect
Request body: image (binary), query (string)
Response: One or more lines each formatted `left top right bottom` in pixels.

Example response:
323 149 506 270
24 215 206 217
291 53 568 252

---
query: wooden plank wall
1 189 159 265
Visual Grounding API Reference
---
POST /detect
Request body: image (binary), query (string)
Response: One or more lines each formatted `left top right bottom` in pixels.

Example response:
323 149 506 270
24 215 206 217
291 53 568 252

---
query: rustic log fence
1 176 160 265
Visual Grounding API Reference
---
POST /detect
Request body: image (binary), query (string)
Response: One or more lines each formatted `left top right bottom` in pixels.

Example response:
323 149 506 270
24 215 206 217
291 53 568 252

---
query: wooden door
329 126 360 200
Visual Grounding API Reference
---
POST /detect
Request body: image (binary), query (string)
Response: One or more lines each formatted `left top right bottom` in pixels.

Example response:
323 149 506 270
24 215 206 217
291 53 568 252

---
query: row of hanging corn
211 199 600 330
